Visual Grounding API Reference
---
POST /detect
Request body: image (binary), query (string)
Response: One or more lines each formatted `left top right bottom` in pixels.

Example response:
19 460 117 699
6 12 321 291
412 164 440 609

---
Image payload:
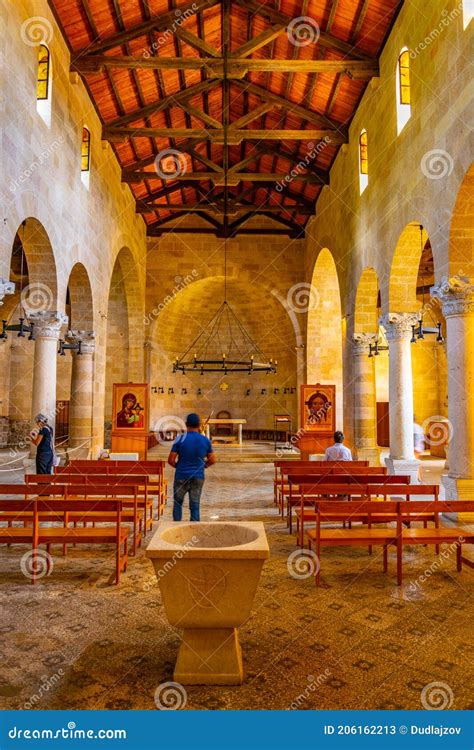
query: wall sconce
273 388 279 395
290 387 296 394
245 388 251 396
168 387 174 395
197 388 202 396
151 386 165 394
283 387 289 395
261 388 267 395
181 387 188 395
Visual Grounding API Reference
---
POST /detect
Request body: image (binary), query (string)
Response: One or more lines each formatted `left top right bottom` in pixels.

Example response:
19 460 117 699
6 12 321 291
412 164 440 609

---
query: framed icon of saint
300 384 335 433
112 383 148 432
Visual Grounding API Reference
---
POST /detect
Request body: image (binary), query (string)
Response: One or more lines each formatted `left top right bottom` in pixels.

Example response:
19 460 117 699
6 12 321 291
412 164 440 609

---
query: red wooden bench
0 487 129 584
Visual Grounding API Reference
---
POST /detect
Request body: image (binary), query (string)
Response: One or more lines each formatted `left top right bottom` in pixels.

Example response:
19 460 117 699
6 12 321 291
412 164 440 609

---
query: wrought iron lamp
172 12 276 377
411 225 444 344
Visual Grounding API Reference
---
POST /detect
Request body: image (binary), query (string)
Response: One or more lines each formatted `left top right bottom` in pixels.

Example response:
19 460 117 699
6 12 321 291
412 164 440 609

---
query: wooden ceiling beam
124 171 326 183
232 0 374 61
105 127 347 143
175 99 222 128
146 226 298 237
230 24 287 58
258 145 329 183
73 55 378 78
137 203 312 214
74 0 220 56
173 28 221 57
105 79 220 129
232 80 343 131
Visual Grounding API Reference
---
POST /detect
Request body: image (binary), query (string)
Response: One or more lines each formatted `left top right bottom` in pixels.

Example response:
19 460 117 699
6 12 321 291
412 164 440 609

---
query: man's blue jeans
173 478 204 521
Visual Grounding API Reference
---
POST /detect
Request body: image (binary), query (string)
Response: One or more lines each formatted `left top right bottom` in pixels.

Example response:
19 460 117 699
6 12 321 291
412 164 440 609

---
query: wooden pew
277 465 388 517
273 459 370 504
398 500 474 583
1 481 140 555
0 486 129 584
26 474 148 552
290 474 411 542
62 460 167 517
307 499 474 586
299 482 437 548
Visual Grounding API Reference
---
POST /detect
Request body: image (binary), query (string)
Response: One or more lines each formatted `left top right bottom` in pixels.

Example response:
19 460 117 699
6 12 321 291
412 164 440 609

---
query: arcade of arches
0 0 473 712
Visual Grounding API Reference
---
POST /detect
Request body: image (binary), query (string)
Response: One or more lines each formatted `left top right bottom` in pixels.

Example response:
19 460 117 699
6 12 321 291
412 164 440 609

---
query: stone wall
303 0 473 443
0 0 147 452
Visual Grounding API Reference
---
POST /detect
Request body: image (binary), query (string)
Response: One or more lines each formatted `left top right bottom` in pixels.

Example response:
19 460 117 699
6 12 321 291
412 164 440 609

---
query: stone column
380 312 420 482
352 333 380 466
431 277 474 499
29 311 68 432
0 280 15 445
66 330 95 457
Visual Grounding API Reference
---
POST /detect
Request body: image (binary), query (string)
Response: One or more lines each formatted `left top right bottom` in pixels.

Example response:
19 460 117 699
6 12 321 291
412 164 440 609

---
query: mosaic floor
0 455 473 711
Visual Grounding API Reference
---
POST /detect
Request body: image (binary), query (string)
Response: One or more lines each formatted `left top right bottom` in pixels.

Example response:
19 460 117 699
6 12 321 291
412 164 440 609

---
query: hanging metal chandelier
410 225 443 344
172 5 276 377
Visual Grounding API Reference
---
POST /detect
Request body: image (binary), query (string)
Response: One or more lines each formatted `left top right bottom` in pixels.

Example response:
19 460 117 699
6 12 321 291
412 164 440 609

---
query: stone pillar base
355 447 382 467
442 475 474 501
385 457 420 483
175 627 243 685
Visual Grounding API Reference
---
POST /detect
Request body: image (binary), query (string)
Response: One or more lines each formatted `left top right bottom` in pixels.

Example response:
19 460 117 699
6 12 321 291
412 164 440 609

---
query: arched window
359 129 368 194
37 44 50 100
396 48 411 133
81 127 91 188
81 128 91 172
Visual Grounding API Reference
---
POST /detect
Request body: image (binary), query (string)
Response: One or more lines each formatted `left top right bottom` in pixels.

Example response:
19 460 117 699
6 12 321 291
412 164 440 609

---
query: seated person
324 431 352 461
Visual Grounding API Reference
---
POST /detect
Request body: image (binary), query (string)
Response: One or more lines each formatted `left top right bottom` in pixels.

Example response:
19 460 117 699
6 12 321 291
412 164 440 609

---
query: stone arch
306 247 343 427
354 267 379 334
66 262 94 330
149 275 298 432
388 221 428 312
10 217 58 311
449 160 474 277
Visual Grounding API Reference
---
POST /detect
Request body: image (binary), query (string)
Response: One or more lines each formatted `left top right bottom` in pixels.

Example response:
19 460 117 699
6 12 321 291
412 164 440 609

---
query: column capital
29 311 68 340
379 312 418 341
66 329 95 355
0 279 15 304
353 332 377 355
431 276 474 317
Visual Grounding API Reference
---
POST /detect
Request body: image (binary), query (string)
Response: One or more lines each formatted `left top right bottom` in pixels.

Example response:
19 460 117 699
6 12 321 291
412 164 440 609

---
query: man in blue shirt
167 413 216 521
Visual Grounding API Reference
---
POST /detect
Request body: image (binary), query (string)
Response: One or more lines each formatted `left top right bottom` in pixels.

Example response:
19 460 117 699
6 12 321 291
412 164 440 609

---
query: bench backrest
28 473 148 490
0 483 138 498
274 460 369 468
281 466 386 478
288 474 409 486
315 500 400 518
368 484 438 498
